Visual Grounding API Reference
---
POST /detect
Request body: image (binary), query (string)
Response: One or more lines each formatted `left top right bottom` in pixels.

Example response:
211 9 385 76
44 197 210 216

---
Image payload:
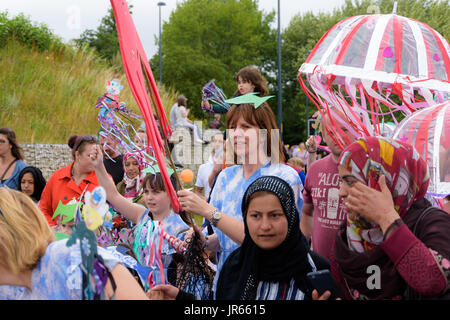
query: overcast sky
1 0 348 58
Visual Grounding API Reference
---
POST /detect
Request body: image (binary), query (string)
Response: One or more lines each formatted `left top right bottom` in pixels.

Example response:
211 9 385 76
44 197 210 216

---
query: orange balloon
180 169 194 183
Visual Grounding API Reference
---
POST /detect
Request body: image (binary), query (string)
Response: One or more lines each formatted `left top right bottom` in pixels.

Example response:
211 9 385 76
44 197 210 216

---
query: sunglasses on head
73 135 96 151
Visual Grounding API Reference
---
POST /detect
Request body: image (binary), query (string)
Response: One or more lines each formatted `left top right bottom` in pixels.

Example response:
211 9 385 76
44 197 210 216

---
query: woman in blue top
177 98 304 287
0 188 148 300
0 128 27 190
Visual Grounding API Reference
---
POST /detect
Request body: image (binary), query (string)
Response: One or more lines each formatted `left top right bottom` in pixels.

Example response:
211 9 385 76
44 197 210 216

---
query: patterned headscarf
122 152 145 199
338 136 430 252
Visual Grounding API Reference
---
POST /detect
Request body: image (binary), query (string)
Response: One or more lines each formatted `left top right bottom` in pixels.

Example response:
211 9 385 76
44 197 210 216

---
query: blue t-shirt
0 160 27 190
0 239 123 300
209 160 304 287
134 209 190 286
299 171 306 189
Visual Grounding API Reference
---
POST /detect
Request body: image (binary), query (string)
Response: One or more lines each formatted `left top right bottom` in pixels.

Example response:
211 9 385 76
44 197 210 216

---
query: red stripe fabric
410 18 450 81
420 24 435 79
335 16 372 65
111 0 181 213
392 15 404 74
306 16 355 63
422 23 450 81
414 104 445 160
375 17 393 71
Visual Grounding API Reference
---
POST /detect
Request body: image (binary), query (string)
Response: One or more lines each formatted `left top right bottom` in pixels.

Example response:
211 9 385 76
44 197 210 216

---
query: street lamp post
305 50 311 138
157 2 166 84
277 0 282 135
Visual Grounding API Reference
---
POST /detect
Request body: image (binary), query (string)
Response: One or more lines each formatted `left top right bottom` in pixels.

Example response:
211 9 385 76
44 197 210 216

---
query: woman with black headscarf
18 166 47 204
215 175 329 300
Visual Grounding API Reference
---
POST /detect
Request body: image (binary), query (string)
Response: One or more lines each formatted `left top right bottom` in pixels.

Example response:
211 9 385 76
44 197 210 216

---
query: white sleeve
195 164 206 188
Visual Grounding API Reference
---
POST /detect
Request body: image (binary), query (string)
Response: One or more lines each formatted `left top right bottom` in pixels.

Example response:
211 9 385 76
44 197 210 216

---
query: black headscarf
216 175 319 300
17 166 47 202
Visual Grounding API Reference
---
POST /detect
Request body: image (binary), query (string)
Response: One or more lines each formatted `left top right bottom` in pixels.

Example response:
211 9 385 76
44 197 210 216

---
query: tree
74 6 133 63
0 11 63 51
150 0 276 119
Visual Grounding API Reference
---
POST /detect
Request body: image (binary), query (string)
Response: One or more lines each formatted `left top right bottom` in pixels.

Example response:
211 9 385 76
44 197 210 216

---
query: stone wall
20 129 222 184
21 143 73 181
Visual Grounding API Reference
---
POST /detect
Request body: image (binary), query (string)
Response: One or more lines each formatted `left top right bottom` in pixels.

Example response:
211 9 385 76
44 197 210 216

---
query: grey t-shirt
169 103 183 128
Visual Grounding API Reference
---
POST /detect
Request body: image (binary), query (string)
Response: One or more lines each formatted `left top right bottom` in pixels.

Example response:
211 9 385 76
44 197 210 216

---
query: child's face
125 157 140 179
60 220 75 236
134 132 147 150
20 172 35 197
143 182 171 217
237 76 255 95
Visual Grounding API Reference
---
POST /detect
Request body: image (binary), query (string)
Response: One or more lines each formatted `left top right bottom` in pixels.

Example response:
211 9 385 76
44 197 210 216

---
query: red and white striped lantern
298 13 450 149
393 100 450 200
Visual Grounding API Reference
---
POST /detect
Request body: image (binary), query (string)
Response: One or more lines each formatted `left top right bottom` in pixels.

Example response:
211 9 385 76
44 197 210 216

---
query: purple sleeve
380 224 448 296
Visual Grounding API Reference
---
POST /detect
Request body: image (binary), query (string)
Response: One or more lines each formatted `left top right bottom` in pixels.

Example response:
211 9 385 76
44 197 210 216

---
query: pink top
303 155 346 261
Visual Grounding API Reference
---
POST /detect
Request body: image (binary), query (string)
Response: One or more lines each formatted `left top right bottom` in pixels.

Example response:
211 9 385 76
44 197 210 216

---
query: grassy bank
0 40 178 144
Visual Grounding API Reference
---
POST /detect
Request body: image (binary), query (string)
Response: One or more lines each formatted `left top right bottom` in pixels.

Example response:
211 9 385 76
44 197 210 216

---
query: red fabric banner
110 0 181 213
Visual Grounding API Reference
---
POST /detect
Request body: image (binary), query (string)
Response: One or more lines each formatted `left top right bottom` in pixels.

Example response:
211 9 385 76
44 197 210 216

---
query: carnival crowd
0 66 449 301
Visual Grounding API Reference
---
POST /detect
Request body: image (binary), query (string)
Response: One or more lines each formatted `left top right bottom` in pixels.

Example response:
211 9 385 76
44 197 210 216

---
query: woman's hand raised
88 145 105 170
345 175 400 232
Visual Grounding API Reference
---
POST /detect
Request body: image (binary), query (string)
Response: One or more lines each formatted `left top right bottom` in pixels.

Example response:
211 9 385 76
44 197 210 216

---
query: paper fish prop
224 92 274 108
82 206 103 231
52 199 78 223
66 219 100 297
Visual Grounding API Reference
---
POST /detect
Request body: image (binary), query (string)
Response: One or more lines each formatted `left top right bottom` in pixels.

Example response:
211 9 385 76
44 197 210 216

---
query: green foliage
73 7 131 63
150 0 276 119
0 11 64 51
